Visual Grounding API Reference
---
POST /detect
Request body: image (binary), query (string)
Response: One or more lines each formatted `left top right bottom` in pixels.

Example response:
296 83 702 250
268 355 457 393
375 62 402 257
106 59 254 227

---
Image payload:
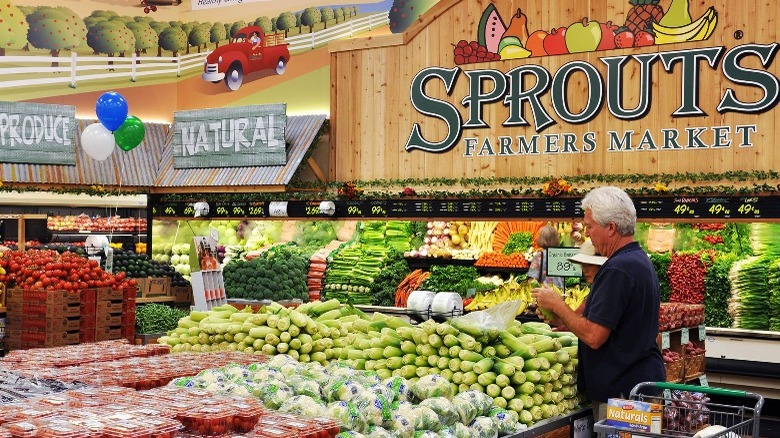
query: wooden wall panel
330 0 780 182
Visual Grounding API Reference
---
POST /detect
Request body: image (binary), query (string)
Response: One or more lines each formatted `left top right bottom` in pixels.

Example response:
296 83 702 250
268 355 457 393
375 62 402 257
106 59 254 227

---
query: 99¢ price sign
546 247 583 278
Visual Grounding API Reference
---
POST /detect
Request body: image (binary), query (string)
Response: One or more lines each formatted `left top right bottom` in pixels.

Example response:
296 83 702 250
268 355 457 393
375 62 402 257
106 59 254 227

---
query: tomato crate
80 313 96 330
6 315 80 332
97 288 124 302
80 301 96 316
6 288 81 305
96 300 123 315
95 326 122 342
8 302 81 318
96 313 122 328
80 288 97 304
80 330 96 343
171 286 193 304
122 300 136 313
121 325 135 341
7 329 80 346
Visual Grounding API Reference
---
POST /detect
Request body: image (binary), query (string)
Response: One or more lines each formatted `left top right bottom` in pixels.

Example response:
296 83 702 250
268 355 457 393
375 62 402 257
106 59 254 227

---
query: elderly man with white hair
532 186 665 421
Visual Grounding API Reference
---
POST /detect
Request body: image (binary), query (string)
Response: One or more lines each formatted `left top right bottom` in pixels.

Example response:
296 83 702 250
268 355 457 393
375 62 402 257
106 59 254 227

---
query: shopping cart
594 382 764 437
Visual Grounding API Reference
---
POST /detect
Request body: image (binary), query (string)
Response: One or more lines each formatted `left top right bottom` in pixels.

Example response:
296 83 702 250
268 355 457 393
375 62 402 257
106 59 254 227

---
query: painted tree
134 15 154 24
89 10 118 20
158 25 186 58
26 6 87 67
84 16 108 30
149 20 169 56
253 16 272 34
115 15 135 25
301 7 321 33
341 7 349 19
334 7 344 24
182 22 197 54
223 22 230 38
209 22 226 49
0 0 30 56
320 7 334 29
352 6 358 17
276 12 295 37
389 0 437 33
86 20 133 68
295 12 302 33
229 20 246 40
188 23 209 53
126 21 156 57
271 17 277 32
168 20 183 27
119 24 135 57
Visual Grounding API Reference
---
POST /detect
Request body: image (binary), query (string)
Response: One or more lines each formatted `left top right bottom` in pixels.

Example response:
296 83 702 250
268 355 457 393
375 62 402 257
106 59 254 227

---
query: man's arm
532 288 611 349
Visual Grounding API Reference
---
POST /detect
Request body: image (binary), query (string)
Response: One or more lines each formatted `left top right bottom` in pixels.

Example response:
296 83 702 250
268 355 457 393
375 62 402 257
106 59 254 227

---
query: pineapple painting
623 0 664 34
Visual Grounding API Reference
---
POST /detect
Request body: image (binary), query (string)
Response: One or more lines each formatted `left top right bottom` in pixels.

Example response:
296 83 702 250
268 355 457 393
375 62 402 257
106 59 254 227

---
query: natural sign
405 43 779 156
0 102 76 166
173 104 287 169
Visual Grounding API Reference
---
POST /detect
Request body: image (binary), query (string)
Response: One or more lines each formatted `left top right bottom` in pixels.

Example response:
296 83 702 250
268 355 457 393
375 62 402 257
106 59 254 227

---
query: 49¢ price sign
546 247 583 278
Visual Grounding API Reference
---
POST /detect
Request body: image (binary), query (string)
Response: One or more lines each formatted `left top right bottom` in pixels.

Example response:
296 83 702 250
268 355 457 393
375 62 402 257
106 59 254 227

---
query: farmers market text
406 43 780 153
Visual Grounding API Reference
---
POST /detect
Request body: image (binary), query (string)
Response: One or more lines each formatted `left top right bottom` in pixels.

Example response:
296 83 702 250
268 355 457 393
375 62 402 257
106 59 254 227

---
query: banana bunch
653 7 718 44
563 285 591 311
464 278 533 314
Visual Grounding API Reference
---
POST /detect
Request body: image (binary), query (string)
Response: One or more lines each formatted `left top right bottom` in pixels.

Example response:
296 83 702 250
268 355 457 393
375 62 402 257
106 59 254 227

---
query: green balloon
114 116 145 151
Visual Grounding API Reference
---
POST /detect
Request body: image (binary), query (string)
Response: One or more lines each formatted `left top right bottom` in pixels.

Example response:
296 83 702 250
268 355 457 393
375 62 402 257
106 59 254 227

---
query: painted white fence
0 12 388 90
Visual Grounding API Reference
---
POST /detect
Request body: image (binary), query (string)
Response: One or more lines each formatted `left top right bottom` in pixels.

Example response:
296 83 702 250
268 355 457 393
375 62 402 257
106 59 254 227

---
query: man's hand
531 287 564 326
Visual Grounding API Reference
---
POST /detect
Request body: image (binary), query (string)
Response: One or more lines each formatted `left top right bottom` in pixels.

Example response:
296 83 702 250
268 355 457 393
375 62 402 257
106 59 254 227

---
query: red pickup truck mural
201 26 291 91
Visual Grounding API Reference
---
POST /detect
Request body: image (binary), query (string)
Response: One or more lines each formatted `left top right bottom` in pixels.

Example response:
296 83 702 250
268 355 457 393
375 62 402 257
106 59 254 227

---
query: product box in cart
605 399 663 435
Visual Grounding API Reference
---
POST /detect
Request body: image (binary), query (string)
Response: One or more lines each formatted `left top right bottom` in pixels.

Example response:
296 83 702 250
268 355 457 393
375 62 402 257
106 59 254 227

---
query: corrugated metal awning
154 114 326 190
0 120 169 187
0 115 326 192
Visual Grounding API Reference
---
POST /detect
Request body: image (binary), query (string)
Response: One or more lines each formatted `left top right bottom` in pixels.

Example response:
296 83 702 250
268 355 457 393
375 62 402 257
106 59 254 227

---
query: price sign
698 325 706 341
343 201 364 217
706 200 731 217
663 389 671 400
104 247 114 274
268 201 288 217
673 203 695 216
304 202 324 216
736 197 761 217
661 332 670 349
247 202 265 217
699 375 708 387
213 202 231 217
681 327 689 345
546 247 583 277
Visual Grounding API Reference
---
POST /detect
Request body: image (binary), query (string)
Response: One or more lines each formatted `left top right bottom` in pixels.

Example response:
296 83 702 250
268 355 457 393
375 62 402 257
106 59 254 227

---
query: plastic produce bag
453 390 493 417
324 379 366 403
414 432 439 438
489 407 521 435
336 432 367 438
449 300 523 341
355 370 382 387
354 390 393 426
419 397 459 426
437 423 471 438
327 401 368 433
365 425 394 438
382 376 414 403
451 397 479 425
413 406 442 432
278 395 327 419
254 380 294 410
469 416 499 438
288 375 323 399
386 413 415 436
369 383 395 403
411 375 454 401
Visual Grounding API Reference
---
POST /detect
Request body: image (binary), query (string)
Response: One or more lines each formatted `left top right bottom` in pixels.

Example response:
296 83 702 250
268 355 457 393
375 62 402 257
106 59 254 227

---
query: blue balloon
95 91 128 132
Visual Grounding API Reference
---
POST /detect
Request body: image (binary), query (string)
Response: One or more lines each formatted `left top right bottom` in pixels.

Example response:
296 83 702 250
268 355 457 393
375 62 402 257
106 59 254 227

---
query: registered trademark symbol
734 30 744 39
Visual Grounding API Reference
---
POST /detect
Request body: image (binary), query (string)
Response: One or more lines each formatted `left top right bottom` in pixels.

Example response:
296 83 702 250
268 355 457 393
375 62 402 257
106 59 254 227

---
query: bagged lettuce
437 423 471 438
469 416 499 438
254 380 294 410
414 432 439 438
451 397 479 425
420 397 459 426
365 425 394 438
325 379 366 403
387 414 415 436
383 376 415 403
288 375 323 399
411 374 454 400
369 383 395 403
279 395 327 419
413 406 441 432
337 432 367 438
354 391 393 426
355 370 382 387
454 390 493 416
489 407 522 435
327 401 368 433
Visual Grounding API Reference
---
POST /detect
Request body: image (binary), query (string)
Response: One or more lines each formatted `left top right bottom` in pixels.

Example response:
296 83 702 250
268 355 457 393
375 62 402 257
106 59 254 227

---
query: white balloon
81 123 115 161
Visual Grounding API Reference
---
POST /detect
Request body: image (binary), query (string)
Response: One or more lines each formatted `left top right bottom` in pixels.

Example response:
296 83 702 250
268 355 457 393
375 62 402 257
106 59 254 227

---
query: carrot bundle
475 252 530 269
492 221 546 252
395 269 431 307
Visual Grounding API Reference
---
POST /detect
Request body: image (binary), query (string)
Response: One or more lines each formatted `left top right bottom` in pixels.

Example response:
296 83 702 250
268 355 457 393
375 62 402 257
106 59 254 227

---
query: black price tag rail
151 196 778 220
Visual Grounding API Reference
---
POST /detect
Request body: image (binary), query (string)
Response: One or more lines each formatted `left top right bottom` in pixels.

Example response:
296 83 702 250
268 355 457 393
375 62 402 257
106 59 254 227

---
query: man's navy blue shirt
578 242 666 402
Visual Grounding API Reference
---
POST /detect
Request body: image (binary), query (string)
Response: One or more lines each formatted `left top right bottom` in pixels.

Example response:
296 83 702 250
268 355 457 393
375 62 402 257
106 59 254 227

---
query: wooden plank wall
329 0 779 182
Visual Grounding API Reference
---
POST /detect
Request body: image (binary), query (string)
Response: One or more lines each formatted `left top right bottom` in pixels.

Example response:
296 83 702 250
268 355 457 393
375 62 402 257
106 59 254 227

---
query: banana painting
652 6 718 44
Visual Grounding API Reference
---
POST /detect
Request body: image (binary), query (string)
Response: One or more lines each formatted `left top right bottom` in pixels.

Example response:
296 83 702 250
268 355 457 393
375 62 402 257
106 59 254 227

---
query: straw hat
568 240 608 266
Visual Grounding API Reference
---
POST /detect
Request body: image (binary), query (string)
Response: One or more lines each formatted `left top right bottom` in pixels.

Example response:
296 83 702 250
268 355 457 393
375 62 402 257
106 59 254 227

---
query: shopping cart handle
646 382 747 397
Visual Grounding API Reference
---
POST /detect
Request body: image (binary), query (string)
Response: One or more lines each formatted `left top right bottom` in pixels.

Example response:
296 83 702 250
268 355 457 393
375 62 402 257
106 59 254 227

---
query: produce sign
0 101 76 166
172 104 287 169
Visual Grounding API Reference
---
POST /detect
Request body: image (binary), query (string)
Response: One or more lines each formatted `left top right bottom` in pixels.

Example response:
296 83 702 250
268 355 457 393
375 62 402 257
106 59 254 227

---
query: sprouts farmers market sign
0 102 76 165
173 104 287 169
405 43 780 156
